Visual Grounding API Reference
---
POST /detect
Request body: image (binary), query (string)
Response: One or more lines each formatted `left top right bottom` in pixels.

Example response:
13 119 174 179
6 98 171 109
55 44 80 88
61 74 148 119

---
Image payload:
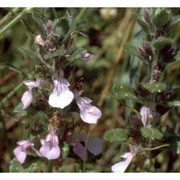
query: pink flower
13 140 34 164
75 96 102 124
140 106 150 126
21 90 33 109
39 131 60 160
111 145 142 173
82 52 94 60
21 79 42 109
48 73 74 109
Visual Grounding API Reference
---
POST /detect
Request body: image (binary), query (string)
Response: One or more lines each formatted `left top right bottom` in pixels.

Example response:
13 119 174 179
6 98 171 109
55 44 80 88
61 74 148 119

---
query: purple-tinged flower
48 74 74 109
21 90 33 109
13 140 34 164
21 79 42 109
140 106 150 126
81 52 94 60
75 96 102 124
72 142 87 161
71 133 103 161
39 131 60 160
111 145 142 173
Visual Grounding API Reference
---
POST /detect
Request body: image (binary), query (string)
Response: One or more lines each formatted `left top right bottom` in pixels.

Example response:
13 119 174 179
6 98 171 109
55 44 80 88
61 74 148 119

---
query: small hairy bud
142 42 153 56
35 35 45 46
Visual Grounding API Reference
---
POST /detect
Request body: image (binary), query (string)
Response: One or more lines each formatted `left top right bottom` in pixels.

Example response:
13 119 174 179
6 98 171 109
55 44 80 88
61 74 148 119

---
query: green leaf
123 43 141 59
9 158 25 172
69 48 87 61
141 127 163 140
32 111 49 128
31 11 47 36
61 142 70 160
9 158 47 172
14 103 27 116
167 135 180 154
153 37 172 49
18 48 39 62
44 49 66 60
104 128 129 143
152 9 170 28
112 82 140 102
168 101 180 107
143 82 167 93
136 17 149 33
53 18 70 37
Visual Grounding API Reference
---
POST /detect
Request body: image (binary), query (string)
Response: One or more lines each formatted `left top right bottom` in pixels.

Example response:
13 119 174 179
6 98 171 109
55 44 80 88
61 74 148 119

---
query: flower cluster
13 129 60 163
13 17 102 165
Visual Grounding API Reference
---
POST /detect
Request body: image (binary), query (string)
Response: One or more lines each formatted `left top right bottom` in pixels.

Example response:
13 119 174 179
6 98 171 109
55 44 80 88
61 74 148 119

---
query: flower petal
111 152 135 173
13 146 27 164
24 80 38 89
39 142 60 160
48 78 74 109
39 131 60 160
140 106 150 126
73 142 87 161
21 90 33 109
76 97 102 124
82 135 103 156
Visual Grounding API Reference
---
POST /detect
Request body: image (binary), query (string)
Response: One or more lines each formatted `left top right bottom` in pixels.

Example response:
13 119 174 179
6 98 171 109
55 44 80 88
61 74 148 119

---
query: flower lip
13 140 33 164
140 106 150 126
75 96 102 124
48 75 74 109
21 90 33 109
39 131 60 160
111 144 142 173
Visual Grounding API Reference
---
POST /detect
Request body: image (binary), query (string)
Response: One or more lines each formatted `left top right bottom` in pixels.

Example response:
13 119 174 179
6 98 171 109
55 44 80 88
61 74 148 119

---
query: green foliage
9 158 47 172
44 49 66 60
123 43 142 59
68 48 87 62
112 82 140 102
152 9 170 29
168 135 180 155
31 10 47 36
141 127 163 140
61 142 70 160
152 37 172 49
14 103 27 116
53 18 70 37
168 101 180 107
136 17 149 33
103 128 129 143
143 82 167 93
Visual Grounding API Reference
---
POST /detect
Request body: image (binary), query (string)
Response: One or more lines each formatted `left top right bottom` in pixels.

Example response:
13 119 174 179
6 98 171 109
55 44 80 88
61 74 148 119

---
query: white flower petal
13 146 27 164
24 80 38 88
111 152 135 173
48 77 74 109
76 97 102 124
13 140 33 164
39 132 60 160
140 106 150 126
21 90 33 109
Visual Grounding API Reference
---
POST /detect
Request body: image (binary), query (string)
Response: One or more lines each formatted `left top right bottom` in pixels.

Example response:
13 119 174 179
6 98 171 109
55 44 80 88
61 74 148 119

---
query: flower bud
142 42 153 56
137 47 149 59
35 35 45 46
81 52 94 60
136 84 150 98
44 20 53 35
160 45 176 62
